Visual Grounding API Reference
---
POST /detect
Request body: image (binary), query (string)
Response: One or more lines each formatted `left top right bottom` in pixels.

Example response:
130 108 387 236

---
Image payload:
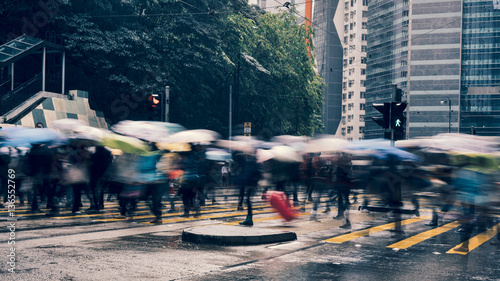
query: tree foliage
0 0 324 137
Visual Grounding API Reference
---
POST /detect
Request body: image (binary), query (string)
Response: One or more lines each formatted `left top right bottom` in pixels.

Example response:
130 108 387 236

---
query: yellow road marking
447 222 500 255
51 203 264 219
387 221 461 249
132 209 280 224
94 206 275 222
323 216 429 244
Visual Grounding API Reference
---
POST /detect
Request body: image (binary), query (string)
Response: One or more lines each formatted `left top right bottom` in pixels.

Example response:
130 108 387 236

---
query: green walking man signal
372 101 407 141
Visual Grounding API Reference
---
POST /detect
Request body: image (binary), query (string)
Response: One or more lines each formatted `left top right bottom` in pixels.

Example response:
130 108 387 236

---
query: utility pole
229 85 232 141
164 86 170 122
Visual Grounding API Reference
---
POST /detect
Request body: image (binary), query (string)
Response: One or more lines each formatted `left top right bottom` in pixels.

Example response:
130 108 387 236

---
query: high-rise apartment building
338 0 369 140
365 0 500 139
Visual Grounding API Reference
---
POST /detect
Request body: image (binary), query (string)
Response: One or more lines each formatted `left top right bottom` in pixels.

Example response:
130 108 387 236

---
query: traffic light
395 87 403 103
391 102 407 140
372 103 391 129
147 93 162 121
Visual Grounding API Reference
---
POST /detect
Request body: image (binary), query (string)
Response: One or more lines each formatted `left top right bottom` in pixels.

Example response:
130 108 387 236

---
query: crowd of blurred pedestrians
0 127 498 247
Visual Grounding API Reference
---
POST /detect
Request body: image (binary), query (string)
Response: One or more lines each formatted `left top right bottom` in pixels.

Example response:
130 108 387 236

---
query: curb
182 225 297 246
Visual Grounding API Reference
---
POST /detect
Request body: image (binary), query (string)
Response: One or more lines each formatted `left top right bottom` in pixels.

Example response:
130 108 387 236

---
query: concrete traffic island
182 224 297 246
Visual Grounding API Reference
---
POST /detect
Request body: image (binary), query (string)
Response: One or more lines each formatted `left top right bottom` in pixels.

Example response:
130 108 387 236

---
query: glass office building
460 0 500 135
364 0 410 139
313 0 343 135
366 0 499 138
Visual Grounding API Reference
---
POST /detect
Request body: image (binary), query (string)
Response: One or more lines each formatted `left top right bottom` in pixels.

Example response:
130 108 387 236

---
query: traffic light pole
164 86 170 122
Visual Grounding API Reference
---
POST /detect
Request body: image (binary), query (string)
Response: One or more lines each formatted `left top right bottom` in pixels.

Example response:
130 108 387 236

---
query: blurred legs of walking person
180 188 197 217
119 197 137 220
166 180 177 213
71 182 87 214
30 179 41 212
87 177 101 212
237 184 245 211
337 185 351 228
239 185 255 226
453 203 476 252
310 182 331 221
45 179 59 216
148 183 165 224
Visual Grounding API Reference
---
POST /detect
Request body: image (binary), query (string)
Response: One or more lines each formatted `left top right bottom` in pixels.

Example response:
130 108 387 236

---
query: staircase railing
0 74 42 115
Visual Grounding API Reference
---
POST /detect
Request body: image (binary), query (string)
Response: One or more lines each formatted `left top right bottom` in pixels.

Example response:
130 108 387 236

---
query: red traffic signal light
148 94 160 107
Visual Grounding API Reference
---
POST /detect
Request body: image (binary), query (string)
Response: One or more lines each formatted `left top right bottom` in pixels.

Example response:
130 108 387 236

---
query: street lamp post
440 97 451 133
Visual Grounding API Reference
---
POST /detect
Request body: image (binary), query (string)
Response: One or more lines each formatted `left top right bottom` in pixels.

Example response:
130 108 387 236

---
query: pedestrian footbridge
0 35 107 129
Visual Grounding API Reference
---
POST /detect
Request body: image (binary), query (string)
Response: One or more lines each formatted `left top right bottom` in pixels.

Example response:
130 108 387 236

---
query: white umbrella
272 135 307 144
302 137 349 154
424 133 498 153
73 126 110 142
216 139 255 154
52 119 87 130
111 120 170 143
162 129 220 144
268 145 303 162
256 148 274 163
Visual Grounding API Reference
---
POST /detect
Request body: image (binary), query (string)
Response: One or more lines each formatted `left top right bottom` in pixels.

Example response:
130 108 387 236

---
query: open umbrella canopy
111 120 171 143
157 142 191 152
449 152 499 171
346 140 420 161
162 129 220 144
268 145 303 162
424 133 498 154
146 121 186 134
271 135 307 145
101 133 151 155
52 118 87 130
205 148 232 161
3 128 67 146
73 125 110 142
256 148 275 163
302 137 349 154
216 139 255 154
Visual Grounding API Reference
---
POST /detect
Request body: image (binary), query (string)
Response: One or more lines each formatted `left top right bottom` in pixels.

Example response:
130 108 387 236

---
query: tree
0 1 323 136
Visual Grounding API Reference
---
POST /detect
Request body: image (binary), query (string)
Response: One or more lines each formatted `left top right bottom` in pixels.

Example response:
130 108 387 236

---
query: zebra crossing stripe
447 222 500 255
323 217 429 244
387 221 461 249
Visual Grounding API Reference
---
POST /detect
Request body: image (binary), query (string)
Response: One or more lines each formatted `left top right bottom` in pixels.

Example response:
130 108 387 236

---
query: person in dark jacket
88 146 113 212
234 153 261 226
178 148 203 218
26 143 53 212
0 148 11 208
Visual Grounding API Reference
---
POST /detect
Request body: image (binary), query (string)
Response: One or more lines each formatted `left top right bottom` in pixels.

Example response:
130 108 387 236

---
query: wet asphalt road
1 193 499 281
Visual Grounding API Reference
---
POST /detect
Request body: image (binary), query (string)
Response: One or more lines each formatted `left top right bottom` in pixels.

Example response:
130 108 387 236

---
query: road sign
244 122 251 136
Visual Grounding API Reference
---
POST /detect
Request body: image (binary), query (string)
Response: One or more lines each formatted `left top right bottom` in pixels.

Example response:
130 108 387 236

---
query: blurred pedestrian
142 143 165 224
221 162 230 187
178 148 202 218
289 161 302 207
333 156 353 229
88 146 113 212
25 143 53 212
63 145 91 215
310 156 334 221
233 153 261 226
0 147 11 208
